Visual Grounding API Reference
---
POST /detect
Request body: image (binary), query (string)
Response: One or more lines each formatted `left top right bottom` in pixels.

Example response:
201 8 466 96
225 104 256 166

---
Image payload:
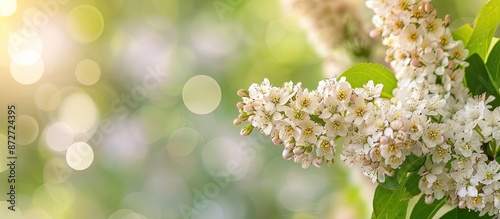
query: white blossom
234 0 500 216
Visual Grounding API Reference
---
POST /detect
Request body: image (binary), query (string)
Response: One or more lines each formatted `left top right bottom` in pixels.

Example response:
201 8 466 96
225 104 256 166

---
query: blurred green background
0 0 490 218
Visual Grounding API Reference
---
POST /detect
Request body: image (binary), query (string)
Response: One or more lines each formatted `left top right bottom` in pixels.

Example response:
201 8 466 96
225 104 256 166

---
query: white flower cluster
282 0 375 77
235 77 385 169
367 0 467 99
367 0 500 216
235 0 500 216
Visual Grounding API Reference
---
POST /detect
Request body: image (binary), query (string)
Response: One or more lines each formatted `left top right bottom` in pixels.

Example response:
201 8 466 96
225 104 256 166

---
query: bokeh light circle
66 142 94 171
58 92 99 134
10 58 44 85
66 5 104 43
35 84 62 111
182 75 221 115
75 59 101 85
45 122 74 152
11 50 40 65
17 115 39 145
32 184 66 215
7 29 43 65
0 0 17 17
167 127 203 157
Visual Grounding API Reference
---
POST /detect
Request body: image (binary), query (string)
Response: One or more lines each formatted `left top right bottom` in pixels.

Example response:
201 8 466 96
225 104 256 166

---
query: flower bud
370 29 381 38
233 118 243 126
380 136 389 144
350 93 357 102
411 59 421 68
285 141 295 150
272 136 283 145
424 195 435 204
458 200 467 209
385 56 392 64
448 60 456 69
243 104 255 112
424 3 433 13
444 15 452 27
326 159 334 167
386 170 394 177
293 146 305 155
448 195 459 205
236 102 245 110
238 113 249 121
398 124 407 132
312 157 323 167
237 89 249 97
371 162 379 168
282 149 293 160
240 125 254 136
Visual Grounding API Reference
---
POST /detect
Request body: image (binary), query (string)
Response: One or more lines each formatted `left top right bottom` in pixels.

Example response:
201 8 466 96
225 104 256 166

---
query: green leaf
309 114 326 126
409 195 445 219
397 155 426 185
404 172 422 196
440 207 493 219
465 53 500 106
488 37 499 55
378 172 402 190
486 40 500 83
379 155 425 190
466 0 500 60
339 63 397 99
452 24 473 46
495 151 500 163
372 186 412 219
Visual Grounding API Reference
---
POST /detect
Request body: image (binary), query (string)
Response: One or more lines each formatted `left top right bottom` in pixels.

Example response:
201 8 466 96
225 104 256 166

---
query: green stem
474 125 486 140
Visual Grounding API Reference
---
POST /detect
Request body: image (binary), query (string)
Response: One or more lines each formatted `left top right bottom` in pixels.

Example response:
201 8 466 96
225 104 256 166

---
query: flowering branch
234 0 500 217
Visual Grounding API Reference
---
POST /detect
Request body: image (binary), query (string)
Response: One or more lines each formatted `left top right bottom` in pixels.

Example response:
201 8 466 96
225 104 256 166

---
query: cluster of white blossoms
367 0 500 216
235 0 500 216
282 0 376 77
235 77 384 169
